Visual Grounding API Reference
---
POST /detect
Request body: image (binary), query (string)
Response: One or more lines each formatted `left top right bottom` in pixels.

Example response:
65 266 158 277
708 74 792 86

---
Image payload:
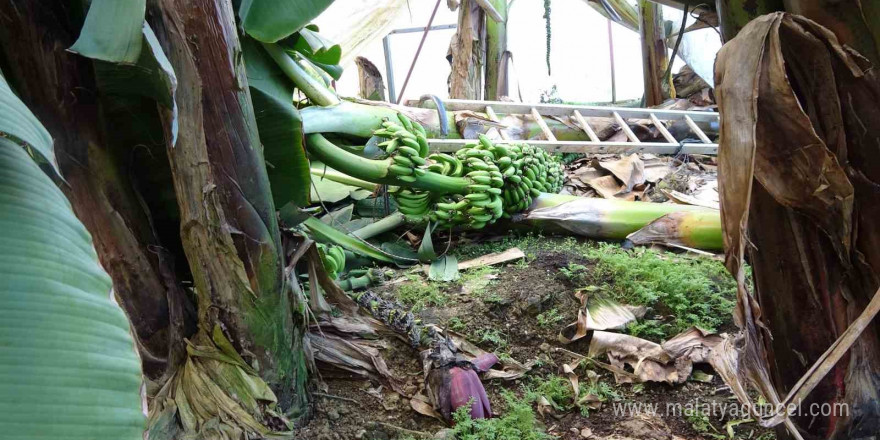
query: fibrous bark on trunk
0 0 191 381
355 56 387 101
449 0 485 100
639 0 674 106
149 0 307 408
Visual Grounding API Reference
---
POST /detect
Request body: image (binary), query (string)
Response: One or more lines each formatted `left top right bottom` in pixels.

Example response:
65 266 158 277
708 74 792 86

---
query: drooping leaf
291 28 342 65
283 28 343 80
418 223 437 263
0 137 144 439
0 74 57 174
69 0 146 63
319 203 354 225
310 178 359 204
303 216 402 264
239 0 335 43
94 24 178 146
242 38 310 207
429 255 460 282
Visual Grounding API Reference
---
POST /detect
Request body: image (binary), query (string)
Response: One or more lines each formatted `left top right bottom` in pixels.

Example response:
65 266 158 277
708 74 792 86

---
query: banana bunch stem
306 133 472 194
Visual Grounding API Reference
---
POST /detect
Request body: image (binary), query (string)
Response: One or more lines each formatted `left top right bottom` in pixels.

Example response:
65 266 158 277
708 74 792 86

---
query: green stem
262 42 340 106
523 193 721 249
309 163 381 191
350 212 407 240
306 134 471 194
303 217 400 263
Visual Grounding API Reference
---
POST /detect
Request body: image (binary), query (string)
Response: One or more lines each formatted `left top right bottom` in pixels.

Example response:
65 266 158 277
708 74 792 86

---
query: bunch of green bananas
426 136 564 229
497 141 565 216
318 243 346 279
428 136 507 229
394 188 433 221
373 113 430 183
378 117 565 230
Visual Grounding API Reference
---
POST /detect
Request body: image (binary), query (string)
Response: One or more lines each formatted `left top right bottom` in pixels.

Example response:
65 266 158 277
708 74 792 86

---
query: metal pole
607 19 617 104
395 0 443 104
382 35 396 103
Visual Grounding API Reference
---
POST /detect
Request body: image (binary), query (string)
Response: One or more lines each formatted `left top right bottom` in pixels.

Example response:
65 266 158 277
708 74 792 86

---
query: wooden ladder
420 99 718 155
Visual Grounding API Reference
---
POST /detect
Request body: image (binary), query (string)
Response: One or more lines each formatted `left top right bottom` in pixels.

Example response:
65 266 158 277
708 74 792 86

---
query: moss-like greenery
451 392 551 440
394 275 448 312
455 234 739 340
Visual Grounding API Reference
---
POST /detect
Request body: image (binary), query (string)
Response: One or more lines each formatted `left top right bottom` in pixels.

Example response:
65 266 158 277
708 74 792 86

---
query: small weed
452 392 551 440
524 375 574 410
447 317 467 332
685 408 724 439
536 308 563 328
685 408 712 433
460 266 499 297
524 374 621 414
559 263 589 285
395 278 447 312
478 329 508 351
581 381 621 402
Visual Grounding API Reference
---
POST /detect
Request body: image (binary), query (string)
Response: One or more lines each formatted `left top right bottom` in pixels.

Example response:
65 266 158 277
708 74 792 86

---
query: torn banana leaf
625 210 723 251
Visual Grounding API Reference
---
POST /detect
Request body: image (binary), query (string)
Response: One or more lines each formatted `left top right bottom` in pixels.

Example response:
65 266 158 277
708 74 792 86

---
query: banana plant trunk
715 0 784 41
484 0 508 100
149 0 308 414
639 0 674 106
0 0 191 382
449 0 485 100
715 12 880 440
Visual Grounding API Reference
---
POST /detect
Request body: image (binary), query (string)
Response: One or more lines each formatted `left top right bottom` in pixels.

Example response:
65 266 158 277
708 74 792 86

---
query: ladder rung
613 111 640 143
426 139 718 155
485 106 510 140
684 115 712 144
530 107 557 141
572 110 600 143
650 113 677 144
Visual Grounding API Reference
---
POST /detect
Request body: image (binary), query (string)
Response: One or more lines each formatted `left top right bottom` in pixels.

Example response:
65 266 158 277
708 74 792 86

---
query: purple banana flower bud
448 366 492 420
470 353 499 373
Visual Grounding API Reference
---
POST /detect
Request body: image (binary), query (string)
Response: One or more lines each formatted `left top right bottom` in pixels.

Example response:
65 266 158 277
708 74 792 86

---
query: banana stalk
309 163 383 191
306 133 472 194
520 193 722 250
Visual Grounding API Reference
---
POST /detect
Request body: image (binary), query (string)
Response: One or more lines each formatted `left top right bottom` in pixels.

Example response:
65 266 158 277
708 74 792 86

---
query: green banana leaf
0 135 144 438
94 24 178 146
283 26 343 80
0 74 57 174
69 0 146 63
242 38 311 207
239 0 335 43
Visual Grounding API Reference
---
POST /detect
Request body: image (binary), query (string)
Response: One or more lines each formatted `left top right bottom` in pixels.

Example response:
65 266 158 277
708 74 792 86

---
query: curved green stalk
303 216 414 264
309 163 381 191
306 133 471 194
262 42 340 106
350 212 407 240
